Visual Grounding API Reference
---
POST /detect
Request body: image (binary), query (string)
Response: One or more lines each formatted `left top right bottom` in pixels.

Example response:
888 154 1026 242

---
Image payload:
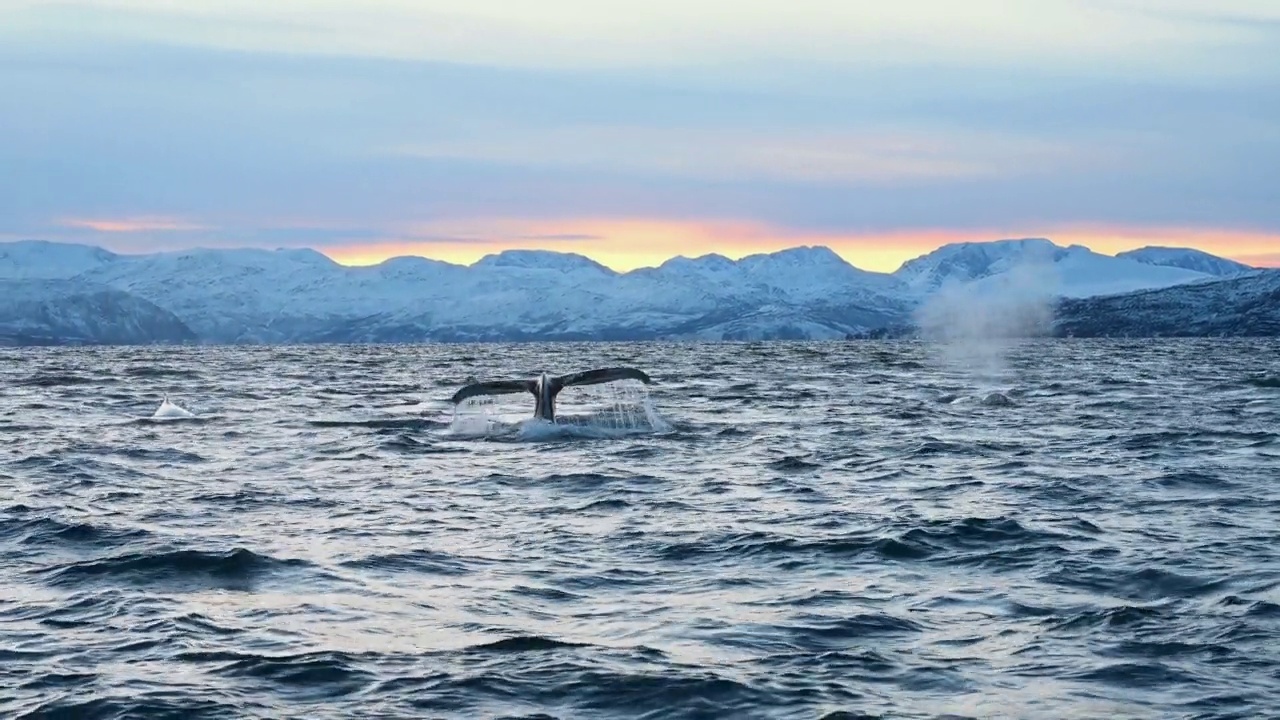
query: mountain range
1053 268 1280 338
0 237 1272 345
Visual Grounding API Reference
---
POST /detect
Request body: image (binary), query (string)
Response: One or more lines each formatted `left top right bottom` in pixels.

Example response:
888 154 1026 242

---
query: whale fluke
450 367 653 421
450 379 535 405
555 367 652 389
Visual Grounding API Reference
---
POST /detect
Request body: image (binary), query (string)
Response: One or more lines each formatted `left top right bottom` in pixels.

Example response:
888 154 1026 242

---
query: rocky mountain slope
0 279 198 345
1052 270 1280 337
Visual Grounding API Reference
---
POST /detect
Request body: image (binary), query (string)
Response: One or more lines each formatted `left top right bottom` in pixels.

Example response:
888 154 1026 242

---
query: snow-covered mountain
1052 269 1280 337
895 238 1063 292
1115 246 1255 277
0 238 1258 344
894 238 1214 298
0 279 196 345
0 241 915 343
74 246 370 342
313 245 915 343
0 240 120 280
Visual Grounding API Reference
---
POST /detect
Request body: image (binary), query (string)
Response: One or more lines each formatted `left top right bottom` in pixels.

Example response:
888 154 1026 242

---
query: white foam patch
384 400 434 415
446 380 671 441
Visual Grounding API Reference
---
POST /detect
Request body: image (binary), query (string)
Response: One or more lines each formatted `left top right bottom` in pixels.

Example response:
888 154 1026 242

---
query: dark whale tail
450 367 653 421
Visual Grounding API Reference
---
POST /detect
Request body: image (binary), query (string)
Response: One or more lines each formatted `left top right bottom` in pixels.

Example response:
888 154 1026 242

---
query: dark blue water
2 339 1278 719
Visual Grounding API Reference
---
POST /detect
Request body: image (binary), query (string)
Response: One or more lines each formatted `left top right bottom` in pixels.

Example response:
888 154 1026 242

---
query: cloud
6 0 1274 80
516 234 604 242
388 126 1093 186
0 7 1277 263
1092 0 1280 26
59 216 207 232
1237 253 1280 268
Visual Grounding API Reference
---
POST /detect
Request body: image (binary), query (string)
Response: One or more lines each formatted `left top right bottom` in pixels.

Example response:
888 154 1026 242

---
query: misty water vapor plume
914 257 1060 387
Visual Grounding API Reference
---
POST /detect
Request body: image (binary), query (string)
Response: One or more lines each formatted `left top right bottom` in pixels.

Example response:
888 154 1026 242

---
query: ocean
2 339 1278 719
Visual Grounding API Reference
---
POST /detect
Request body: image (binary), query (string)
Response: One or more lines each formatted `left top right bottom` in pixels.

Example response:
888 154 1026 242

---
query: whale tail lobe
449 367 653 416
449 378 536 405
550 367 652 393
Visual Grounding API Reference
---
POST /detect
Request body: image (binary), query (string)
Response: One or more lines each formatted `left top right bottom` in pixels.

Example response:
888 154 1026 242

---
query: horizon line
6 234 1275 275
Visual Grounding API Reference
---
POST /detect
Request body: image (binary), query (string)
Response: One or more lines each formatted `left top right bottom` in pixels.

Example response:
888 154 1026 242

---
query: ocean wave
16 372 99 387
11 696 244 720
3 515 151 547
35 547 318 591
1042 566 1233 602
338 549 475 576
655 529 935 564
3 340 1279 719
1068 660 1204 687
377 433 464 454
123 366 202 379
177 649 375 698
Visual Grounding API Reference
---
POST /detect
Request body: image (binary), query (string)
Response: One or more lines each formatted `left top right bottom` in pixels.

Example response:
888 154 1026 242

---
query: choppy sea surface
2 339 1279 720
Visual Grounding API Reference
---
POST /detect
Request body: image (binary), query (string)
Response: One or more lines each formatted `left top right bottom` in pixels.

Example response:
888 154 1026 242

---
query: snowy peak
72 247 351 305
144 246 341 272
632 245 906 310
739 245 851 268
894 238 1066 291
894 237 1217 298
271 247 342 268
472 249 616 275
1116 246 1255 277
368 255 464 281
654 253 738 275
740 245 888 281
651 247 865 278
0 241 345 282
0 240 120 280
739 245 905 301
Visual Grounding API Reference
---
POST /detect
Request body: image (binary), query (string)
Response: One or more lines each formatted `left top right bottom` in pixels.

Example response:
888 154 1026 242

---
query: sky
1 0 1278 272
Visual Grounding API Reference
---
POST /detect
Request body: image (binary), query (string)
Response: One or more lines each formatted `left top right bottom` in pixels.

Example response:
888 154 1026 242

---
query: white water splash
446 380 670 441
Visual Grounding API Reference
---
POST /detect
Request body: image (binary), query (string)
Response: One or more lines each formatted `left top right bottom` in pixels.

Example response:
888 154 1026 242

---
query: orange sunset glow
58 217 209 233
318 218 1280 273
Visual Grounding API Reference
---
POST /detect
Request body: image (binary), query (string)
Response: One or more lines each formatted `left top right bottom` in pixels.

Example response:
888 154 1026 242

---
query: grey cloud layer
0 24 1276 244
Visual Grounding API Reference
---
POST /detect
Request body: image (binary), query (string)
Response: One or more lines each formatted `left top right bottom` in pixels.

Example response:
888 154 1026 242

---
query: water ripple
1 339 1278 719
